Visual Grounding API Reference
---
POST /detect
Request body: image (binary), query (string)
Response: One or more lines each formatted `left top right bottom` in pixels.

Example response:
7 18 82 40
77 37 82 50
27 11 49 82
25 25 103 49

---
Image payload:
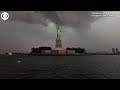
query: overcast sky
0 11 120 53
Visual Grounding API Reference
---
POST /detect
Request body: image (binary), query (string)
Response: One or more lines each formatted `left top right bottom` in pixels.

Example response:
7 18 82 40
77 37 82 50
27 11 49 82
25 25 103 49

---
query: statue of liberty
56 23 62 39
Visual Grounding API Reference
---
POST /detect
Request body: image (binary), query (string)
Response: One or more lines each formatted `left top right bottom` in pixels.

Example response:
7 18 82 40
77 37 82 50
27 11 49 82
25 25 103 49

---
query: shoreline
29 53 120 56
0 53 120 56
29 53 86 56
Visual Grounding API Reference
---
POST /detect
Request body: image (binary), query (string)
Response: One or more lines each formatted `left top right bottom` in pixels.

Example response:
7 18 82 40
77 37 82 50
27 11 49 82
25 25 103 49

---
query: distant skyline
0 11 120 53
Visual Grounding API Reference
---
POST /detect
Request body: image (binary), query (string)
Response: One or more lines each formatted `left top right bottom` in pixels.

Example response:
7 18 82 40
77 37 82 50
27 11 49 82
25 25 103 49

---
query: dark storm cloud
9 11 48 26
41 11 99 27
40 11 63 25
8 11 101 31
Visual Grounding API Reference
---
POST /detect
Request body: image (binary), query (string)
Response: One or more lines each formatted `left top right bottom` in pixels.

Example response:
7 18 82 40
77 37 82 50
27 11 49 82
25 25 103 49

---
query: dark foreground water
0 55 120 79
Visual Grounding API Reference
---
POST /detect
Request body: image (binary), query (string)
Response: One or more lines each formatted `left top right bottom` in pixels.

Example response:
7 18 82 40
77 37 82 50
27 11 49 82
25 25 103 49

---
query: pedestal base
51 48 66 54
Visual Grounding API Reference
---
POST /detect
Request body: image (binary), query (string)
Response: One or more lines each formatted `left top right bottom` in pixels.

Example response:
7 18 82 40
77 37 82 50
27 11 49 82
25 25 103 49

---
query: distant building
66 50 75 54
112 48 115 54
41 50 51 54
116 48 118 53
51 48 66 54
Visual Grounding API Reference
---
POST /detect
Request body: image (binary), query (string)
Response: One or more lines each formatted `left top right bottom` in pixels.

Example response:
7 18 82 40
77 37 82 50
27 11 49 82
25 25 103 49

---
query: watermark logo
1 12 9 20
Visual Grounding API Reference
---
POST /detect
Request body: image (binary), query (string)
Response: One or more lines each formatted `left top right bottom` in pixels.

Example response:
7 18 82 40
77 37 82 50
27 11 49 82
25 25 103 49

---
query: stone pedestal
52 38 66 54
55 38 62 48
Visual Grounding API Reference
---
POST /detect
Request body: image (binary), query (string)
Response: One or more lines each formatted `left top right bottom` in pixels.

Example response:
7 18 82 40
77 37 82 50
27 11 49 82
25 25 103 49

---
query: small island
30 47 86 56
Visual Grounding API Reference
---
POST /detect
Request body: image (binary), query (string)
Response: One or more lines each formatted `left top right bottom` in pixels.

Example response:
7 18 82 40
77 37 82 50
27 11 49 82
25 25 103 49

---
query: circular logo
1 12 9 20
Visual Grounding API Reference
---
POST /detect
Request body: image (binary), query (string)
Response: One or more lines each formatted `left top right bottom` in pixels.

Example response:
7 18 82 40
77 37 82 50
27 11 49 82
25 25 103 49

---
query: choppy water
0 55 120 79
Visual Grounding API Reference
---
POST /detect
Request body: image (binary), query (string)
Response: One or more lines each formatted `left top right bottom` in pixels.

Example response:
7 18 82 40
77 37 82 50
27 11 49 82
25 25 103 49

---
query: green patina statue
56 23 62 39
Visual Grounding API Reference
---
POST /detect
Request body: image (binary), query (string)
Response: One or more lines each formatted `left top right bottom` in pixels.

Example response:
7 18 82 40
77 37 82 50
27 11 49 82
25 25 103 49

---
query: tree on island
31 47 52 53
66 47 86 53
